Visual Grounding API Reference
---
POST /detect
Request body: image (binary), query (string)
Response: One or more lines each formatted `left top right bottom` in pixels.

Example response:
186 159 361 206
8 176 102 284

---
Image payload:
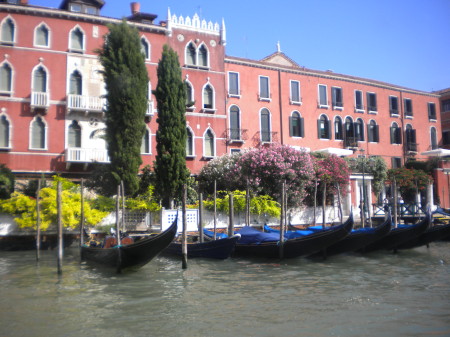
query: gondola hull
361 211 431 252
396 221 450 249
234 214 353 259
163 235 240 259
80 218 177 272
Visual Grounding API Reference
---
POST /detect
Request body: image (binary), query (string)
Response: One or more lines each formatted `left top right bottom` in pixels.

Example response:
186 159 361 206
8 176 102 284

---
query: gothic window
0 115 10 148
204 129 215 157
33 66 47 92
30 116 46 149
186 42 196 65
186 127 194 156
141 128 150 154
430 127 438 150
140 37 149 60
203 84 214 109
0 63 12 93
68 120 81 148
70 27 84 51
69 71 82 95
1 18 15 44
198 44 208 67
185 81 194 106
35 24 49 47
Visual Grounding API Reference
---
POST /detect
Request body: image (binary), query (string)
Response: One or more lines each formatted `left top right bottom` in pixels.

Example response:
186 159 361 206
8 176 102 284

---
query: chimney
131 2 140 15
20 0 29 4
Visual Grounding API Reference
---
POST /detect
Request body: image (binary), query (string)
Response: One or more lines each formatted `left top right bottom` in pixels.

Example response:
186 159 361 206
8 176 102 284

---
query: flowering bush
387 168 433 202
313 153 350 195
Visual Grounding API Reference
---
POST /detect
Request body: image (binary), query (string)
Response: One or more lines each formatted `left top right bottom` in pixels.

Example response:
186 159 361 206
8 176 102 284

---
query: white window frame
141 126 151 154
68 25 85 53
367 92 377 114
140 36 151 61
201 81 216 112
33 22 51 48
228 71 240 98
331 86 343 110
0 112 12 149
0 16 17 45
389 95 399 116
354 90 364 112
290 80 302 105
258 76 271 101
318 84 328 108
197 42 210 69
186 126 195 158
259 108 272 143
29 115 48 150
203 128 216 158
0 60 14 95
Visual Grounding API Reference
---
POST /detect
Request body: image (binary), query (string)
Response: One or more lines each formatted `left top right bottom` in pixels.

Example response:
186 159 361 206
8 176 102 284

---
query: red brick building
0 0 448 208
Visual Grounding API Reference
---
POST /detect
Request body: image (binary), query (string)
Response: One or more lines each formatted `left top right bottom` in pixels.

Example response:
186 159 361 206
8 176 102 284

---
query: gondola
360 210 432 253
308 213 392 257
80 217 178 272
163 234 241 259
233 213 353 259
396 221 450 249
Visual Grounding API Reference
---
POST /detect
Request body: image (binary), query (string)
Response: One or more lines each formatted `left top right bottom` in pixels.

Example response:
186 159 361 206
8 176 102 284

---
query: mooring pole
57 181 63 275
279 181 285 259
116 184 122 273
246 179 250 227
182 184 188 269
36 179 41 262
199 192 204 243
213 180 217 240
228 192 234 238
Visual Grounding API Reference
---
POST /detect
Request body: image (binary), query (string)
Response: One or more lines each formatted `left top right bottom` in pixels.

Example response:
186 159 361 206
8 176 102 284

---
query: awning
420 149 450 157
315 148 353 157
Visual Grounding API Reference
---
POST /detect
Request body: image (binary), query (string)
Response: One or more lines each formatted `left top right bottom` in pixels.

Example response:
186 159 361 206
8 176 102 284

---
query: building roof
59 0 104 10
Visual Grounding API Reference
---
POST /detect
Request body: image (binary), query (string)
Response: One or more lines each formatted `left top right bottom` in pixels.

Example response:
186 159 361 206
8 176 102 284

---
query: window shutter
396 128 402 144
326 120 331 139
317 119 321 138
374 125 379 142
289 116 293 137
299 117 304 137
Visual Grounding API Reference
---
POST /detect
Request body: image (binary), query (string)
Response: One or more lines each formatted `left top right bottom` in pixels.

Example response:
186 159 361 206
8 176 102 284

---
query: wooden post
182 184 188 269
57 181 63 275
80 179 85 247
336 183 343 224
213 180 217 240
228 192 234 238
313 178 317 226
322 183 327 229
116 184 122 273
246 179 250 226
393 178 398 228
279 181 285 259
199 192 204 243
36 179 41 262
121 180 126 233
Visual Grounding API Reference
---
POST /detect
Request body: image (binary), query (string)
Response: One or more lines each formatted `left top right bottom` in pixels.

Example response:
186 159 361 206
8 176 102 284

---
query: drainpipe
278 69 284 144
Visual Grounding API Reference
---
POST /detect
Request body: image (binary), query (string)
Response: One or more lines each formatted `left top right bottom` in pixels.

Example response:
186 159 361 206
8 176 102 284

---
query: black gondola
163 234 241 259
360 211 431 253
233 213 353 259
0 232 76 251
396 221 450 249
310 213 392 257
80 218 178 272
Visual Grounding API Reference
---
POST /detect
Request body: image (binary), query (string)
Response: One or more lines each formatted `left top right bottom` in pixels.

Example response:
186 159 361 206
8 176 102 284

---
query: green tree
98 20 148 196
0 164 14 199
153 44 188 208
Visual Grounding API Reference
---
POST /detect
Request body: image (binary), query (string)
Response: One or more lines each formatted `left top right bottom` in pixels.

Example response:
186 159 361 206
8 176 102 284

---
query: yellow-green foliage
0 177 108 231
125 185 161 212
203 190 280 218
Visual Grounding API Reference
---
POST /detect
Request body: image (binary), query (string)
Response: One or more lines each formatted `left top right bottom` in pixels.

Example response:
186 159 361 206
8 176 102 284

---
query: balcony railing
65 147 110 164
31 92 49 110
67 94 105 113
344 136 359 148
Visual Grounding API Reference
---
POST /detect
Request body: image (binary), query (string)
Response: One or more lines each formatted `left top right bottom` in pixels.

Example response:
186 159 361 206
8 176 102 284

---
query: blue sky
31 0 450 92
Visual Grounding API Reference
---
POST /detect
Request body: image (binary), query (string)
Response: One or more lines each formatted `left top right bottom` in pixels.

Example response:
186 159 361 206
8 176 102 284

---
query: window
70 4 82 12
430 127 438 150
318 84 328 107
334 116 343 140
390 122 402 144
344 117 357 148
69 71 82 95
30 116 46 149
186 128 194 156
290 80 301 104
186 42 196 65
367 92 377 112
405 124 417 152
355 90 364 111
0 115 10 148
404 98 413 117
317 115 330 139
443 99 450 112
391 157 402 169
289 111 304 137
34 24 49 47
203 84 214 110
259 76 270 100
1 18 15 44
229 105 241 140
368 120 379 143
428 102 437 120
33 66 47 92
141 128 150 154
260 108 271 142
355 118 364 141
140 38 149 60
228 72 240 97
198 44 208 67
389 96 398 116
68 120 81 148
0 63 12 93
70 27 84 52
332 87 343 109
443 130 450 146
86 6 97 15
185 81 194 108
204 129 215 157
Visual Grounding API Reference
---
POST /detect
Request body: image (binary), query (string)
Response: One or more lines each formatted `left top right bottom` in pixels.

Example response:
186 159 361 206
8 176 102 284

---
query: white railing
67 94 105 112
145 100 154 116
31 92 49 108
65 147 110 163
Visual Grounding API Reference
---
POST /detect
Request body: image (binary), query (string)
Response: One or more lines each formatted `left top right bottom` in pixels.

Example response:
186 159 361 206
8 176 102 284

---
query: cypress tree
98 20 148 196
153 44 188 208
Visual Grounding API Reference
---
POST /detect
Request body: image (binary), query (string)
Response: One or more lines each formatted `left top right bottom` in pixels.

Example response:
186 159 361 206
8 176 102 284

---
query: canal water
0 243 449 337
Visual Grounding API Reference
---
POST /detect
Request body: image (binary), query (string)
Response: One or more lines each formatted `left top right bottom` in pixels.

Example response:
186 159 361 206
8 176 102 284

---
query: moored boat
396 221 450 249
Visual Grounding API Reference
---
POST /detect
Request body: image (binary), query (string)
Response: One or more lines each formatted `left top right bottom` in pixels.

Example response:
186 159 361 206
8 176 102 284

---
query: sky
30 0 450 92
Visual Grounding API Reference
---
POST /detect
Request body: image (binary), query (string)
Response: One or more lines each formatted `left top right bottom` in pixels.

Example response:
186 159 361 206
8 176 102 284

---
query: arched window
198 44 208 67
185 81 194 106
204 129 215 157
35 24 49 47
345 117 354 139
368 120 379 143
70 27 84 51
431 127 438 150
405 124 417 152
33 66 47 92
390 122 402 144
0 115 10 148
355 118 364 141
69 71 82 95
141 128 150 154
289 111 304 137
186 127 194 156
1 18 15 43
260 108 271 142
318 115 330 139
0 63 12 93
186 42 196 65
203 84 214 109
140 37 149 60
30 116 46 149
334 116 343 140
230 105 241 140
68 120 81 148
